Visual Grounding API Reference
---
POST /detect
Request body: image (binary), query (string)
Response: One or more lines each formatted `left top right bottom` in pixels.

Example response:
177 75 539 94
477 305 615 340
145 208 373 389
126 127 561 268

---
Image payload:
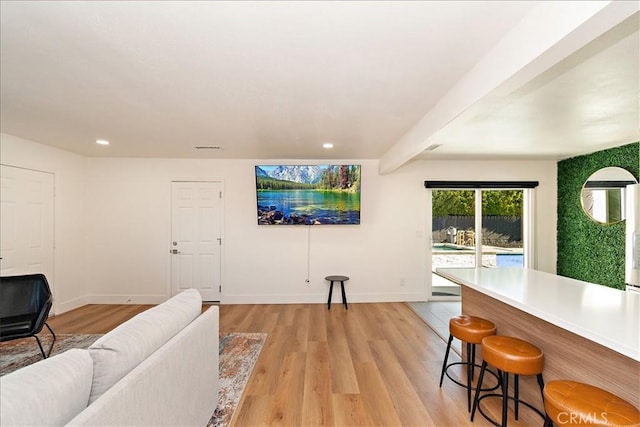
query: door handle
171 249 180 254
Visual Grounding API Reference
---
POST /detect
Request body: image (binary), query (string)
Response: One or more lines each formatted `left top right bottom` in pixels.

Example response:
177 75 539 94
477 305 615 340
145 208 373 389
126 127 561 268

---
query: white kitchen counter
436 268 640 362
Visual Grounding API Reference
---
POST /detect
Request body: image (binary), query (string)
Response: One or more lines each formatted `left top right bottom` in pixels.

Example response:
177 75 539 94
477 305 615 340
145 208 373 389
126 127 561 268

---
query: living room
2 134 560 312
1 1 639 426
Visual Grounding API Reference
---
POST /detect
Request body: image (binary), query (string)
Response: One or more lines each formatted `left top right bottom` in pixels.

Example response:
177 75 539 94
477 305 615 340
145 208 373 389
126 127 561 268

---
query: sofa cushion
0 349 93 426
87 289 201 403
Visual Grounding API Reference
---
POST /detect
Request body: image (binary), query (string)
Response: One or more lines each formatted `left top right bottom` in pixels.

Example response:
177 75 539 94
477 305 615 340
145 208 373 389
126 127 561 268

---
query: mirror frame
581 167 637 224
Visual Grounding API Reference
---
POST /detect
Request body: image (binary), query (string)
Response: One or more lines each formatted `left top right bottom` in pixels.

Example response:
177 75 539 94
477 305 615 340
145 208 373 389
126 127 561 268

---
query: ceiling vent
194 146 222 150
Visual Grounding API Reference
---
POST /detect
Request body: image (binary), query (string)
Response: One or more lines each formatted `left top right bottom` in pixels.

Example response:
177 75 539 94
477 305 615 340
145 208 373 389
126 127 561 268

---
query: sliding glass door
429 184 533 300
431 190 475 298
481 189 524 268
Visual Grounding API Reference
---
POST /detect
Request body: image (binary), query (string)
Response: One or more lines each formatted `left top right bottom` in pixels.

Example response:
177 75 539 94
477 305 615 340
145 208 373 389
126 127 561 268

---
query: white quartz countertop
436 268 640 362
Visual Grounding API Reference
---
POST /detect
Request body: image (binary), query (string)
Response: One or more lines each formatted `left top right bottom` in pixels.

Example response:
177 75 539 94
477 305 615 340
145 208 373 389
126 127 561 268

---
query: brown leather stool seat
449 315 497 344
439 315 499 412
543 380 640 427
471 335 546 427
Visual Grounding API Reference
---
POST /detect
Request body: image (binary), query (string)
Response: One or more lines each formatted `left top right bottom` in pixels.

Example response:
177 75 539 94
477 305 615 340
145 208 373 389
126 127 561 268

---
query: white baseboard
221 292 424 305
55 295 91 315
89 294 168 305
54 292 424 310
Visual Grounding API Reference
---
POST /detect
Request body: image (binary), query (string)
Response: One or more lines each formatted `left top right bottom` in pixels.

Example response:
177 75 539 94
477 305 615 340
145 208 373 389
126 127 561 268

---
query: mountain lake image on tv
255 165 361 225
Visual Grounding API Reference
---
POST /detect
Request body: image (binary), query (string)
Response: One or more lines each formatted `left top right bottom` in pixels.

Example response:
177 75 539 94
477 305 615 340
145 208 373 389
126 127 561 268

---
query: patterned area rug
0 334 102 376
0 331 266 427
209 332 266 427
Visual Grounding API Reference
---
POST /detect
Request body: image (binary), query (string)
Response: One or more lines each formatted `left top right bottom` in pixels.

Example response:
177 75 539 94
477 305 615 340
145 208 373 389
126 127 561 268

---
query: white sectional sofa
0 289 219 426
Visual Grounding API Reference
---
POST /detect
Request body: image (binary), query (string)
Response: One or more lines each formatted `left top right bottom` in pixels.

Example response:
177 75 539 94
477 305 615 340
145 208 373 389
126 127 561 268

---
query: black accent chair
0 274 56 358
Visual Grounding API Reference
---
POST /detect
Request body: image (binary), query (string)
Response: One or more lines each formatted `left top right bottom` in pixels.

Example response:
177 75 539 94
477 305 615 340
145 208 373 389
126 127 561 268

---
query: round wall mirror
581 167 637 224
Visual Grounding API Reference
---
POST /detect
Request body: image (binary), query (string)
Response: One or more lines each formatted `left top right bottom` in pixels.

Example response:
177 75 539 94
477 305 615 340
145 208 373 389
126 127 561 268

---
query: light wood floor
47 302 543 427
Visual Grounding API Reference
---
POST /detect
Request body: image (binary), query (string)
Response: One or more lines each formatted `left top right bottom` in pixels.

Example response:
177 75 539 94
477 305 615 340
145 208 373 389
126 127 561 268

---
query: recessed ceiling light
322 143 334 149
96 139 110 146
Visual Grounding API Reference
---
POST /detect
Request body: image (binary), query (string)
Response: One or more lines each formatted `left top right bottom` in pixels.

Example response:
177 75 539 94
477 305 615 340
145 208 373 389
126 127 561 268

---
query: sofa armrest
66 306 219 427
0 349 93 427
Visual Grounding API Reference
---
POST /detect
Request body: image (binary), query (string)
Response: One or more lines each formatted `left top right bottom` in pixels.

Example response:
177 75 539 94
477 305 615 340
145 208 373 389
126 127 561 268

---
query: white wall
1 134 557 309
84 158 432 304
0 133 88 313
84 156 557 305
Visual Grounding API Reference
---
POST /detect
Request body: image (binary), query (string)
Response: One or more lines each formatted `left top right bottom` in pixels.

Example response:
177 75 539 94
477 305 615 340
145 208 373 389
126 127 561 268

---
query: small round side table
325 275 349 310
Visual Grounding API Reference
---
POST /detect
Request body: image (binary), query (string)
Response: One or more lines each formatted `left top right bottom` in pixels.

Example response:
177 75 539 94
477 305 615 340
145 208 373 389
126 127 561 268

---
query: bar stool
543 380 640 427
439 315 500 412
471 335 545 427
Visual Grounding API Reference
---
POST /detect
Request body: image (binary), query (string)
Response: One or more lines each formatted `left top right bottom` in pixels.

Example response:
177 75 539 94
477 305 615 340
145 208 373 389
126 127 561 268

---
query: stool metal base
439 336 501 412
475 394 545 427
471 361 545 427
443 361 501 392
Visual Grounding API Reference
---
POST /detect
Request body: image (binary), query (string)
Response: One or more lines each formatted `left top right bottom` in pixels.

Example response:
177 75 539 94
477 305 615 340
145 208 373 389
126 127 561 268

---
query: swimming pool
432 244 472 252
496 253 524 267
432 244 524 268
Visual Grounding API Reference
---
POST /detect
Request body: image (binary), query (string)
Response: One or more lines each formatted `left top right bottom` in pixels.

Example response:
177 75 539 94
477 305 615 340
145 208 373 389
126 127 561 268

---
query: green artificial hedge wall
557 142 639 289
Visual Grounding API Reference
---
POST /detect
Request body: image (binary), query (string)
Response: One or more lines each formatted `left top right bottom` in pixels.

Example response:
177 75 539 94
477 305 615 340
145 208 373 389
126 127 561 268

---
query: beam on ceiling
379 0 640 175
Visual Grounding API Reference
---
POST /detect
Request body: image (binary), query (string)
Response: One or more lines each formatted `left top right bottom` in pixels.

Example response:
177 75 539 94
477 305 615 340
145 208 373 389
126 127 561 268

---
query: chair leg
470 344 476 381
470 361 488 422
466 342 473 412
34 335 47 359
327 282 334 309
439 335 454 387
44 322 56 357
514 374 519 420
34 322 56 358
500 371 509 427
538 373 548 425
340 282 348 309
537 373 545 402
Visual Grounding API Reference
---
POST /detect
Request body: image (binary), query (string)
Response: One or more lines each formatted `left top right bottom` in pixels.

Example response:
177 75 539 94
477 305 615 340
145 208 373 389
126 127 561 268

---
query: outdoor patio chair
466 231 475 246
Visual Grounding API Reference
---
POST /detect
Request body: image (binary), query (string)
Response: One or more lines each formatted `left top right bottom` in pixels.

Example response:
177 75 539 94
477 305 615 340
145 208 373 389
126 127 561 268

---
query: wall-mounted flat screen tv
256 164 361 225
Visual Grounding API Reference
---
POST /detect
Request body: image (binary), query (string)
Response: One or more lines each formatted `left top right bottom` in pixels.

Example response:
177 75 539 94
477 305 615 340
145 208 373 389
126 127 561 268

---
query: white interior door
170 181 222 301
1 165 55 304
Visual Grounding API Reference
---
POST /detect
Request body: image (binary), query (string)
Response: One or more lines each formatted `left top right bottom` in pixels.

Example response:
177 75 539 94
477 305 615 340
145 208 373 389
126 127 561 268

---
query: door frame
167 177 225 302
425 182 538 301
0 164 56 312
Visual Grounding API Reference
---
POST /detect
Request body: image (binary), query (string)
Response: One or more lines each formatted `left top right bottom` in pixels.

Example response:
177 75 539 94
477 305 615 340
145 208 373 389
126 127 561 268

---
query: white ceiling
416 9 640 161
1 1 638 169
